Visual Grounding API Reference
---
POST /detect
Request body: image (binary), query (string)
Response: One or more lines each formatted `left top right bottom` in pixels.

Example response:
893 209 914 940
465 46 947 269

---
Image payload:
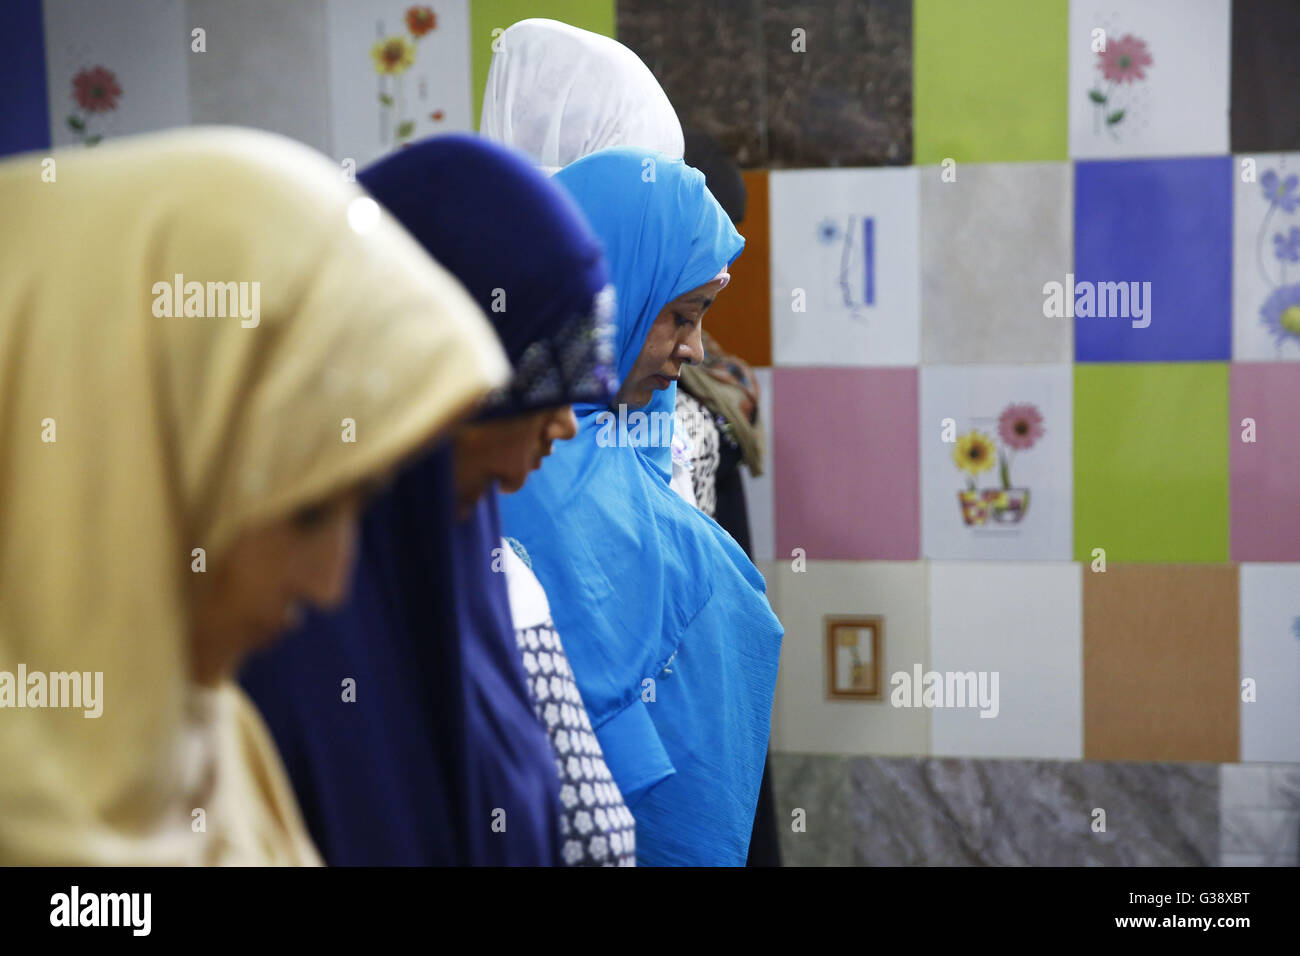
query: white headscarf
479 18 684 175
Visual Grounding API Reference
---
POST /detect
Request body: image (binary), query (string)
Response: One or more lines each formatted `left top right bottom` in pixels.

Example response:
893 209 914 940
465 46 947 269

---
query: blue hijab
499 147 785 866
240 135 613 865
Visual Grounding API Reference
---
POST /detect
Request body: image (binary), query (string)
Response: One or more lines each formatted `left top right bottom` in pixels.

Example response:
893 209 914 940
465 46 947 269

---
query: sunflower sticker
371 5 443 151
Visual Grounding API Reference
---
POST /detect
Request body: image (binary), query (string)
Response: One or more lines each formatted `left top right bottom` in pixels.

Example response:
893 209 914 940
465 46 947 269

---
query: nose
548 406 578 441
676 324 704 366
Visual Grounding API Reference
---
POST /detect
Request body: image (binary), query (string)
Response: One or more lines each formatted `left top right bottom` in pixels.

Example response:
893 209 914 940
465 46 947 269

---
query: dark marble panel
1231 0 1300 152
762 0 911 168
617 0 767 168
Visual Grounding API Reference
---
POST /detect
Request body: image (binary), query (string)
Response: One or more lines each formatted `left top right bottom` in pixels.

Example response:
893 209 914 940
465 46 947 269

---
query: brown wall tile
706 169 771 367
1084 564 1239 762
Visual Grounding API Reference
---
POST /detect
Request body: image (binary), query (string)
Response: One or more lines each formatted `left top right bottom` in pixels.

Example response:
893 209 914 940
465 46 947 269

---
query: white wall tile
929 561 1083 759
767 561 929 756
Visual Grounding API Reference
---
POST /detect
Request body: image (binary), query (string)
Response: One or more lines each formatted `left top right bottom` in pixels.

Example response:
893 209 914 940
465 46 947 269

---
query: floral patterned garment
501 537 637 866
674 391 721 516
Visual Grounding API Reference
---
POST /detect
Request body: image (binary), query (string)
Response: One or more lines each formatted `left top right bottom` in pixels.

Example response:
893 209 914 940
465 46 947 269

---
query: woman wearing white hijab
0 127 507 865
480 18 684 175
480 17 700 508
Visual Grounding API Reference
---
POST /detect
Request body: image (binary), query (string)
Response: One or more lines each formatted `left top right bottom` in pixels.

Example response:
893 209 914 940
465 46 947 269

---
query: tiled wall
622 0 1300 812
621 0 1300 864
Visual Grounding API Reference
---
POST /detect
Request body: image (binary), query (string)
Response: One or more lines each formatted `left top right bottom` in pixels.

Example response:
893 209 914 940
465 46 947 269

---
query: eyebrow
678 295 714 310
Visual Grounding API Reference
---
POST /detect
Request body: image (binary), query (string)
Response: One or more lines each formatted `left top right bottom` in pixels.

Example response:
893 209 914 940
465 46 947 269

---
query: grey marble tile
768 752 853 866
773 753 1223 866
1221 808 1274 854
1270 765 1300 809
1221 807 1300 864
849 756 1217 866
1220 764 1275 808
1269 813 1300 865
762 0 911 168
1217 764 1300 864
617 0 767 168
920 162 1074 364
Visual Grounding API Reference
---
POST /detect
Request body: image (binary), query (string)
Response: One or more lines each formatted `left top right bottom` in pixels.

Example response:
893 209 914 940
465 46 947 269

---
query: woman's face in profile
189 491 366 685
615 277 727 409
454 405 579 516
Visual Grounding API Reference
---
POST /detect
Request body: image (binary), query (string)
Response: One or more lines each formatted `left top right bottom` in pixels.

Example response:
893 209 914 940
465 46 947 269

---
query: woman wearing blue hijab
240 134 627 865
499 146 785 866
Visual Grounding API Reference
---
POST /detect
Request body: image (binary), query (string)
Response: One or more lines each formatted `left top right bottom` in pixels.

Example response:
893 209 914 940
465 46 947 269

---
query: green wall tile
1074 363 1230 563
470 0 616 129
914 0 1068 163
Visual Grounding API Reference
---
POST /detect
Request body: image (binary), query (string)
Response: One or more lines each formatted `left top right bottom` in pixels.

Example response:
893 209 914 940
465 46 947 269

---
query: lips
651 374 677 388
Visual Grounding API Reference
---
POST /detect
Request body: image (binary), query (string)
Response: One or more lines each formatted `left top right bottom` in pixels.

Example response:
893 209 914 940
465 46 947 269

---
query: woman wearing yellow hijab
0 127 508 865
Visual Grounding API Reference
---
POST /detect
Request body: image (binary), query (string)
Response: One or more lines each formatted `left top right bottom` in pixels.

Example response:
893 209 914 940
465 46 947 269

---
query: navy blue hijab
239 135 613 865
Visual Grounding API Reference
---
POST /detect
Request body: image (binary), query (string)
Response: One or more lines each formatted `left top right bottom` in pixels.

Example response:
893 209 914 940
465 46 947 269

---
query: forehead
667 280 724 309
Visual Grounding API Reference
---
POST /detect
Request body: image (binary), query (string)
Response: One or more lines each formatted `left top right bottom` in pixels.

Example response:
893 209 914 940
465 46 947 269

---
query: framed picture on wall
826 615 883 700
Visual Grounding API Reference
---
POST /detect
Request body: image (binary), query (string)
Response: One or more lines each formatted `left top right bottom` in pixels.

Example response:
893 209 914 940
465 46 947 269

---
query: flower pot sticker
985 487 1030 523
953 411 1043 529
957 489 988 526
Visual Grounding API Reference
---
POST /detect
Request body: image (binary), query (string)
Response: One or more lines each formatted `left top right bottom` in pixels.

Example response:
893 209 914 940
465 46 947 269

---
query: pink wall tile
1231 363 1300 560
773 367 919 560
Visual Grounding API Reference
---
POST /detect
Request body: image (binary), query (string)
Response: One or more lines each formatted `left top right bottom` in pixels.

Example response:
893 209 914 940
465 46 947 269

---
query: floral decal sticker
404 5 436 36
1254 168 1300 354
67 65 121 146
372 5 444 151
813 214 874 322
1088 33 1152 140
953 404 1045 526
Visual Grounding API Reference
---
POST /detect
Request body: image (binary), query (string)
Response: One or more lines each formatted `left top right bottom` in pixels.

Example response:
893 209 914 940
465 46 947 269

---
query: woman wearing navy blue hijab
499 147 785 866
240 134 621 865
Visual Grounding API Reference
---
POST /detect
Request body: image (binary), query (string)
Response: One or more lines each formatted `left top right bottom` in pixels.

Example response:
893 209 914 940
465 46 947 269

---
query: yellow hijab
0 127 509 864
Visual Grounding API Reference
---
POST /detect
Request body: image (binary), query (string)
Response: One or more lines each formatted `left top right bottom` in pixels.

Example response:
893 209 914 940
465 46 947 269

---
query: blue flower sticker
1260 284 1300 346
1261 170 1300 214
1273 226 1300 263
816 217 842 245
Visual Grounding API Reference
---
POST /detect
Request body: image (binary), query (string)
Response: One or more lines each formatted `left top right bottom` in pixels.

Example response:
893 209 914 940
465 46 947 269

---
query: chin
499 474 527 494
616 393 652 410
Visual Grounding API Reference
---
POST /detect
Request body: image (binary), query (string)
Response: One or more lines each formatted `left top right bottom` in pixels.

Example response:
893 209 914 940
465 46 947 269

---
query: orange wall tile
704 169 770 368
1083 564 1239 762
